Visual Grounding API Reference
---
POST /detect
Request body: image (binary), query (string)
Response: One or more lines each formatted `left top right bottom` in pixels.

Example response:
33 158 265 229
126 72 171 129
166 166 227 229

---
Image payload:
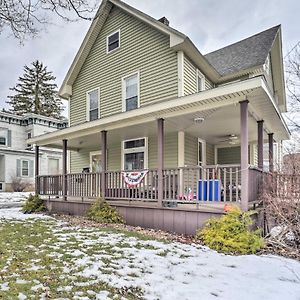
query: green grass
0 218 145 299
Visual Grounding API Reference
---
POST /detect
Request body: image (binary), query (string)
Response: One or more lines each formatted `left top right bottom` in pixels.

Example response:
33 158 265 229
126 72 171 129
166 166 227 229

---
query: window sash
124 138 145 149
87 89 99 121
124 74 138 111
108 31 119 52
124 152 145 171
0 137 6 145
21 160 29 176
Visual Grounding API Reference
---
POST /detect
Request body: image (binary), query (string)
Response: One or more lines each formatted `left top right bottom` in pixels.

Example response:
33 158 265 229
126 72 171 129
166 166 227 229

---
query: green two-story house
30 0 289 217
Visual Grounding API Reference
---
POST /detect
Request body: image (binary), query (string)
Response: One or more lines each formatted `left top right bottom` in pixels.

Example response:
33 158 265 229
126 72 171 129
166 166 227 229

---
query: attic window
107 30 120 53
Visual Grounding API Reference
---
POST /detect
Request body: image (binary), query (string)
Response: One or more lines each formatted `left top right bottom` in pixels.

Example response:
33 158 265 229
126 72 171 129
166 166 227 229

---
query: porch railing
36 164 263 204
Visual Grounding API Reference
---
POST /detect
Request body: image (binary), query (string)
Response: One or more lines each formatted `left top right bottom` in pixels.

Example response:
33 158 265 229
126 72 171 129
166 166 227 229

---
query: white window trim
121 137 148 170
86 87 100 121
196 69 205 92
89 150 102 172
122 71 140 112
106 29 121 54
21 159 30 177
198 138 206 166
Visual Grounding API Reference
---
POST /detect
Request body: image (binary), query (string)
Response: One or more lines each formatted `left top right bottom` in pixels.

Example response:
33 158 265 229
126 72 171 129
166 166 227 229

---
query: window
196 70 205 92
0 183 2 191
0 128 7 146
122 72 139 112
87 89 100 121
107 30 120 53
122 137 147 171
48 158 59 175
27 131 32 148
21 160 29 177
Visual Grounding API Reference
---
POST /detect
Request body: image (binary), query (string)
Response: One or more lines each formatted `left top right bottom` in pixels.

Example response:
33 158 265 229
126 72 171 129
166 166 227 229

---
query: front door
90 151 102 173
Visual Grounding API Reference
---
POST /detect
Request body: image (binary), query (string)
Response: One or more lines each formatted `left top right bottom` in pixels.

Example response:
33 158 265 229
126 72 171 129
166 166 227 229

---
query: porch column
62 139 68 201
268 133 274 172
257 120 264 170
157 118 164 207
35 145 39 195
240 100 249 211
101 130 107 198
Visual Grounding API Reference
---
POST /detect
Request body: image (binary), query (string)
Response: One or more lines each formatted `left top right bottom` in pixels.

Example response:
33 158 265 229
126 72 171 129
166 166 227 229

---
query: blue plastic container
198 179 221 201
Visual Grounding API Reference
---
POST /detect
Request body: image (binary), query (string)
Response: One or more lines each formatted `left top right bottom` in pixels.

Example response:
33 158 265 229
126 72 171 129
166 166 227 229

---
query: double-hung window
122 137 147 171
107 30 120 53
21 160 29 177
0 128 8 146
87 89 100 121
123 72 139 112
196 69 205 92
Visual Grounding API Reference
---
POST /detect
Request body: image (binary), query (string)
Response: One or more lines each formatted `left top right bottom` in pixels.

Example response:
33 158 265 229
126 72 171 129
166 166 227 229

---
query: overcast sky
0 0 299 115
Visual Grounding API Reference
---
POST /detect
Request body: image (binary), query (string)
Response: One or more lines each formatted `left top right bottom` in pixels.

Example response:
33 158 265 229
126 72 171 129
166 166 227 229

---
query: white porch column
240 100 249 211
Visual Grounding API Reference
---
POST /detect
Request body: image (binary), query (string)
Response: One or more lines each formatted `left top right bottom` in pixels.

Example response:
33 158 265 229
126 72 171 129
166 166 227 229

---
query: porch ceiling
29 76 289 150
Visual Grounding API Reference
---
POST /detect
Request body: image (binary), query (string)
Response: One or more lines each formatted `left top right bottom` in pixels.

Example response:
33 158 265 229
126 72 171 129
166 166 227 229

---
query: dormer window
107 30 120 53
197 70 205 92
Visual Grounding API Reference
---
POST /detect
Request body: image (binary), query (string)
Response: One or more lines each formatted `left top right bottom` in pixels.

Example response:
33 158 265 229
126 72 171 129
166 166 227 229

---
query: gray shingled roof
204 25 280 76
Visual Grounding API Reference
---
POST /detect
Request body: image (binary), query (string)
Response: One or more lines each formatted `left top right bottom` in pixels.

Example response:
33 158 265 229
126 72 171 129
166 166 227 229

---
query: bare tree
285 42 300 131
0 0 98 41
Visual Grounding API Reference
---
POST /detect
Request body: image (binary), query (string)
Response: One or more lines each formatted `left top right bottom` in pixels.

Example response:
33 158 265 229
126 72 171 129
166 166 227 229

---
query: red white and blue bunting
121 170 148 187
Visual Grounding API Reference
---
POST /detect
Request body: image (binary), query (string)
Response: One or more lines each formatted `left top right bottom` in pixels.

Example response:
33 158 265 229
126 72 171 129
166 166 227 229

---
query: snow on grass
0 208 299 300
0 192 31 203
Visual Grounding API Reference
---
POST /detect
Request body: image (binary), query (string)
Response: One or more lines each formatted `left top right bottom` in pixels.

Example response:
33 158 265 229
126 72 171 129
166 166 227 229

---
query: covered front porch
30 77 288 213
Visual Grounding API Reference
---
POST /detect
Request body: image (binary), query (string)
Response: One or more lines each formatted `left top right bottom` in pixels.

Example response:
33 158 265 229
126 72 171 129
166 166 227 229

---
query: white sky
0 0 299 116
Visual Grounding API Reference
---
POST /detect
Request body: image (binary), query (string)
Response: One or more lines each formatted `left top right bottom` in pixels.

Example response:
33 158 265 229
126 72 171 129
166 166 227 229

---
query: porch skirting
44 199 224 235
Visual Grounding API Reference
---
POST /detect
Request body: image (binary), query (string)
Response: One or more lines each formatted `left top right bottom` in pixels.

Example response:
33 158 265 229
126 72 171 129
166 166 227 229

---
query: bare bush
10 176 32 192
261 153 300 258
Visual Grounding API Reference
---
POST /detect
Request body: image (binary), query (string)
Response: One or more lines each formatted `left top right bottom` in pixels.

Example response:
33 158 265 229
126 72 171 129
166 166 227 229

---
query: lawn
0 208 300 300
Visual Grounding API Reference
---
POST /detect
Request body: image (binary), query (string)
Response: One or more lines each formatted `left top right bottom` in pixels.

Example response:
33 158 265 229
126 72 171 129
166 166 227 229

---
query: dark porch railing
37 164 264 204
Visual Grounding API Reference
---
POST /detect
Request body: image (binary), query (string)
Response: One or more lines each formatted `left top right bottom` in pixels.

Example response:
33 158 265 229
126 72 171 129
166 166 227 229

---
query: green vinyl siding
183 55 214 96
70 132 178 173
148 132 178 169
70 6 178 126
70 149 93 173
184 134 198 166
206 143 215 165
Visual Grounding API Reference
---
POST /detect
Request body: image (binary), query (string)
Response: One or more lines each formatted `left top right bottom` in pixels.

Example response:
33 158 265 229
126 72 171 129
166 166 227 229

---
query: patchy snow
0 207 51 220
0 208 300 300
0 192 31 204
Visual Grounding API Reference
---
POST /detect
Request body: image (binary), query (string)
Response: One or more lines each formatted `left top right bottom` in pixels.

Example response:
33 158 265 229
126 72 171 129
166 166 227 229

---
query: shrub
196 207 264 255
22 194 46 213
86 198 124 224
11 176 31 192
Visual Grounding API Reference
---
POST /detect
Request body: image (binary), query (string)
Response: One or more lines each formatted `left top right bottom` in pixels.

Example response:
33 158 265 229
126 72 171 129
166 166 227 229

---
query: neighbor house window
122 72 139 112
48 158 59 175
21 160 29 177
0 128 8 146
122 137 147 170
87 89 100 121
196 70 205 92
107 30 120 53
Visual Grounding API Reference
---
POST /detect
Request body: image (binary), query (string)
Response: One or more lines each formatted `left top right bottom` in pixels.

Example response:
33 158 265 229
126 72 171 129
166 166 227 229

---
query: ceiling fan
219 134 240 145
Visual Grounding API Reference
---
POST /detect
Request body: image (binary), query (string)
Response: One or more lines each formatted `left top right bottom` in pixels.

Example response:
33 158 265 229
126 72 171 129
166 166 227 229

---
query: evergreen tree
7 60 63 119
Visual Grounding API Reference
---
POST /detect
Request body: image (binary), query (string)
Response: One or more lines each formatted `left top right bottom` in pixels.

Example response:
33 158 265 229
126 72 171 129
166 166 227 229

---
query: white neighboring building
0 112 68 192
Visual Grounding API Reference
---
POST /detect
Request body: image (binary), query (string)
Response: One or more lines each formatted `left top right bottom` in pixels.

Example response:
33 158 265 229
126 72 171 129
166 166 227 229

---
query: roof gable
204 25 280 76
